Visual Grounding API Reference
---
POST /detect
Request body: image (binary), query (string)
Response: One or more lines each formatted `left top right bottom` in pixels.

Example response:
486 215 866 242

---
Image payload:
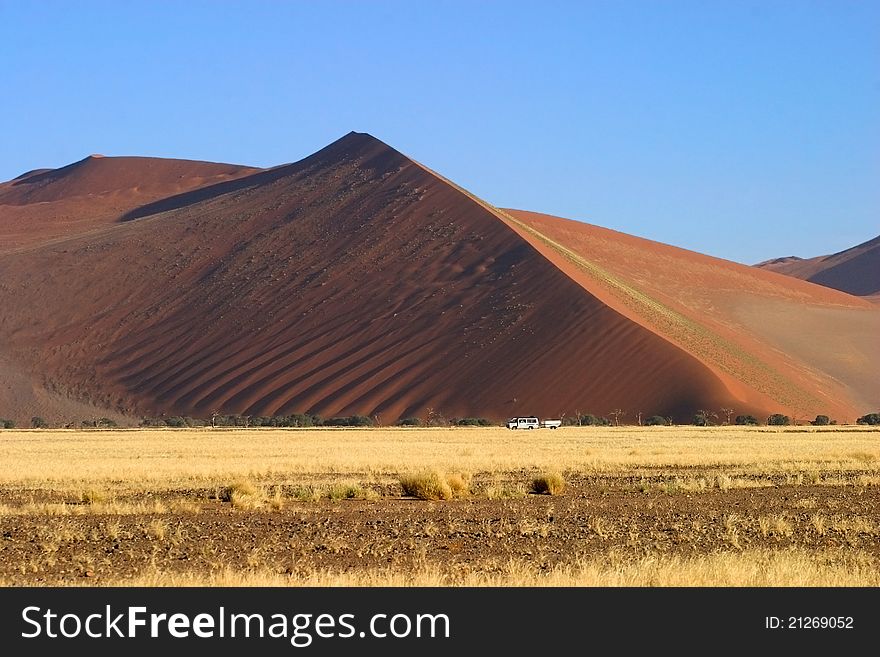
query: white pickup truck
506 416 562 430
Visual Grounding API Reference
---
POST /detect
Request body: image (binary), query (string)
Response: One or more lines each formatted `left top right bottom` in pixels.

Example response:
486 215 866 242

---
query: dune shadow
118 166 300 222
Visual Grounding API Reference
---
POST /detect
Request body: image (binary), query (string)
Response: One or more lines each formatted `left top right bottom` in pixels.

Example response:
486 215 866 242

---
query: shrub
645 415 668 426
455 417 492 426
274 413 320 427
856 413 880 426
96 417 117 428
212 415 237 427
767 414 791 426
397 417 421 427
530 472 566 495
735 414 759 425
0 418 15 429
31 416 48 429
324 415 374 427
164 416 189 428
692 411 711 426
562 414 613 426
811 415 831 426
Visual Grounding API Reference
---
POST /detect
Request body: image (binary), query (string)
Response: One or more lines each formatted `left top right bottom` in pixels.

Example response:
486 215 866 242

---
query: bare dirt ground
1 478 879 586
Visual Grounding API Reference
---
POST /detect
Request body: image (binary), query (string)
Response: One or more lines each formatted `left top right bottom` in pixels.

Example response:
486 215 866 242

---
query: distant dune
0 155 259 252
0 133 876 425
755 235 880 297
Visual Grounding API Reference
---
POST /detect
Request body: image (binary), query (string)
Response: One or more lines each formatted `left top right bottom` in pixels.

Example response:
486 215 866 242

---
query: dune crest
0 155 260 252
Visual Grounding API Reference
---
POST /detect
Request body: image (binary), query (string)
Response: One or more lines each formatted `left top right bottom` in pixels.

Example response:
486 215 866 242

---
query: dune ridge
0 155 260 252
0 132 875 424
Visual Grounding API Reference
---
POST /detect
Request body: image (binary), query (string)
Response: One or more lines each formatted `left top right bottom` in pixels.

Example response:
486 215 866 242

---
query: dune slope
500 209 879 421
0 133 874 424
0 155 259 252
0 133 745 423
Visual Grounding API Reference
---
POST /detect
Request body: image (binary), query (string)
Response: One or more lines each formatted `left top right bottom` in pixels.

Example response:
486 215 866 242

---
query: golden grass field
0 426 877 586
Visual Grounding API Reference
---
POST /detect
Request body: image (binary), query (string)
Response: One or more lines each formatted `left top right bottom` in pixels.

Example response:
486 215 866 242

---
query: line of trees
139 414 499 428
141 413 377 428
0 417 117 429
2 409 877 429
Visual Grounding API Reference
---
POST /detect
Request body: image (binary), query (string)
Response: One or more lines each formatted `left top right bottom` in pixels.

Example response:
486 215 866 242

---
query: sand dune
755 235 880 297
499 210 878 422
0 133 875 424
0 155 259 252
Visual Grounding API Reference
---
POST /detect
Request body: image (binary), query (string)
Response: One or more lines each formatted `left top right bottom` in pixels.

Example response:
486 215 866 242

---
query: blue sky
1 1 877 263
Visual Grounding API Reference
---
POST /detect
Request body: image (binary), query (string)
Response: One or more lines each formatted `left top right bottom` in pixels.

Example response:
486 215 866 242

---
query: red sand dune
0 133 876 424
0 155 259 252
755 235 880 297
497 210 878 423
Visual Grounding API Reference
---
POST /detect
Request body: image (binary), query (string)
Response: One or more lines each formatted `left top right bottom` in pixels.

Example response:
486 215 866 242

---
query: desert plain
1 425 878 587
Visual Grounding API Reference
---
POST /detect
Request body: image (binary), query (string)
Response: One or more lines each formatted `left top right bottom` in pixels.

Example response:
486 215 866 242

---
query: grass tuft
444 473 471 498
327 484 377 501
146 518 167 541
400 471 451 501
220 479 258 503
530 472 566 495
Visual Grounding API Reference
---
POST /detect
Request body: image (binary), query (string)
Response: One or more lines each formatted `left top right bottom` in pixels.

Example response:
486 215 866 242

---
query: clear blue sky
1 1 877 264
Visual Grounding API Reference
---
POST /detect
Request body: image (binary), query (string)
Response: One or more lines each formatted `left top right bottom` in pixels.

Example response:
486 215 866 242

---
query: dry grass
218 479 286 510
530 472 566 495
326 483 377 501
145 519 167 541
84 549 880 587
80 489 108 504
483 481 527 499
399 470 470 500
444 473 471 498
399 471 452 500
0 499 200 516
0 427 876 497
